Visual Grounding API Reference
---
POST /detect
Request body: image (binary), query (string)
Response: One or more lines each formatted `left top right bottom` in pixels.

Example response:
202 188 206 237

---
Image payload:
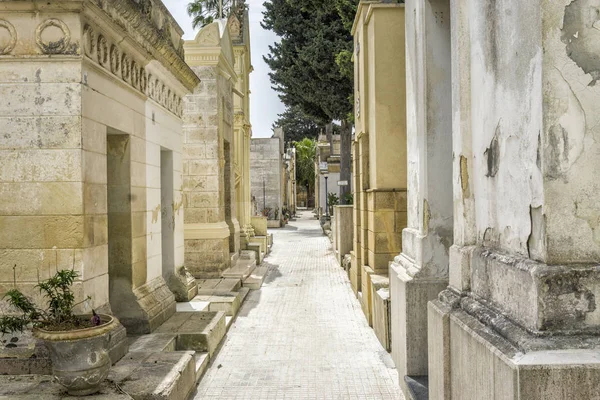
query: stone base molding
428 246 600 400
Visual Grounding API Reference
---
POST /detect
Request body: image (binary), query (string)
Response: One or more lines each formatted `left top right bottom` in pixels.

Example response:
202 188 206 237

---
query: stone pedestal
333 205 353 264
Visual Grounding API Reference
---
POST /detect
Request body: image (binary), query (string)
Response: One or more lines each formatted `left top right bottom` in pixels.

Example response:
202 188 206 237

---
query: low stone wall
251 216 268 236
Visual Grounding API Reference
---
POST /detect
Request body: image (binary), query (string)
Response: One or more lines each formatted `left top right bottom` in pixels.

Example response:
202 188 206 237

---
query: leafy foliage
343 192 353 205
262 0 354 124
263 0 356 204
273 105 321 144
327 192 340 215
0 270 91 334
294 138 317 196
187 0 246 29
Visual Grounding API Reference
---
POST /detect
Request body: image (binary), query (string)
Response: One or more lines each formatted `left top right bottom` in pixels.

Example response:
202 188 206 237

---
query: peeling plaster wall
542 0 600 263
468 0 544 258
465 0 600 264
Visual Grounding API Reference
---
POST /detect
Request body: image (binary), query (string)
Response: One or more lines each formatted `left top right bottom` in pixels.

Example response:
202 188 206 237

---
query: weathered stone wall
426 0 600 398
250 137 282 219
389 0 452 392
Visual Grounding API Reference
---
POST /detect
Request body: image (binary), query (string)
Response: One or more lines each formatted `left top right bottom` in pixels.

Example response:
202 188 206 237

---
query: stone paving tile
192 211 403 400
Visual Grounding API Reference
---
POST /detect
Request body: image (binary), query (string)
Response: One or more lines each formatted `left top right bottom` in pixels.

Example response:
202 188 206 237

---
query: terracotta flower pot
33 314 118 396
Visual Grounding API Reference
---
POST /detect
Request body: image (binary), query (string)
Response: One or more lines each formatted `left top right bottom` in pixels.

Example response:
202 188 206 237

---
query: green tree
273 105 321 145
294 137 317 205
187 0 246 29
262 0 354 203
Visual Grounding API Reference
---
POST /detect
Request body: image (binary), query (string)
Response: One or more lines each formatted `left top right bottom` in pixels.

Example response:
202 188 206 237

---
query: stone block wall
250 137 282 220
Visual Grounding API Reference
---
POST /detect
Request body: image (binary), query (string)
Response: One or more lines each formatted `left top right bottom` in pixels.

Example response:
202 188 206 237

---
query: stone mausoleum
182 12 255 279
0 0 199 338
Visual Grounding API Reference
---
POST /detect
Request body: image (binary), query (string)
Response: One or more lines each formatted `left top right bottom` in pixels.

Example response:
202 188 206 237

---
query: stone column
428 1 600 398
389 0 452 393
183 21 238 278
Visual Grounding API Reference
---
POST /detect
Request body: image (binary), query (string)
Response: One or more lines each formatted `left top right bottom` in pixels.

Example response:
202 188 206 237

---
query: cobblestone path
192 210 403 400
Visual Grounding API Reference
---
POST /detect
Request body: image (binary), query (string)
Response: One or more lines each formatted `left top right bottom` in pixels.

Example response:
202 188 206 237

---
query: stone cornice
185 51 237 83
86 0 199 92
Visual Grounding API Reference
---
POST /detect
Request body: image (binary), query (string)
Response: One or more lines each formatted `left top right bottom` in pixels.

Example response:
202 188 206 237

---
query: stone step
371 273 389 290
230 252 239 265
127 333 177 353
0 375 131 399
194 351 210 383
155 311 226 357
192 292 242 317
176 298 210 312
109 351 197 400
222 258 256 280
197 278 242 294
243 266 269 290
240 250 256 260
239 286 250 302
246 243 263 264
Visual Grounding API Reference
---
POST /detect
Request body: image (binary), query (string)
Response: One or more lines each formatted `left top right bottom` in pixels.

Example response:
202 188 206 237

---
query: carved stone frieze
0 19 17 55
92 0 198 91
36 18 75 54
82 23 183 117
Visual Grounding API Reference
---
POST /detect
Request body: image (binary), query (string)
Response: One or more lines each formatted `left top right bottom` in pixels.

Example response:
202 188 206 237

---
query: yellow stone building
350 1 407 344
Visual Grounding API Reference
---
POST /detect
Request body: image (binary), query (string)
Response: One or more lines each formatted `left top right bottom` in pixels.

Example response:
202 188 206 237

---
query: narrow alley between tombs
192 210 402 400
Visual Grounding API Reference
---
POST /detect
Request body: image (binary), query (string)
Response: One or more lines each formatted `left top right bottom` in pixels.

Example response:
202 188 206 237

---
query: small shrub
0 269 98 334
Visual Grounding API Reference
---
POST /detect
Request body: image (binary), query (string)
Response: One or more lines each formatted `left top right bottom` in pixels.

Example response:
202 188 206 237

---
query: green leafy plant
344 192 353 205
0 269 93 334
327 192 340 215
187 0 247 29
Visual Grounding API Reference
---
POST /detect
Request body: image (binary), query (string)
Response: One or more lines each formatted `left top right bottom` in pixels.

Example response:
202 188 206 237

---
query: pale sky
162 0 284 138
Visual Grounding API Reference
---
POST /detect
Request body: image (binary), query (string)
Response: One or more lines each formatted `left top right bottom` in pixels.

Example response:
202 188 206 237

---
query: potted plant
0 269 118 396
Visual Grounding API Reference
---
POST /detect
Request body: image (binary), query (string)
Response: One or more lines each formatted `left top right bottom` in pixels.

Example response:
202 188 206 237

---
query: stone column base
389 259 447 397
166 266 198 302
429 290 600 400
112 276 176 335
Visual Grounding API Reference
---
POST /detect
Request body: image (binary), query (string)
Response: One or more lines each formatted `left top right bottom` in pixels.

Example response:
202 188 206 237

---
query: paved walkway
192 210 403 400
